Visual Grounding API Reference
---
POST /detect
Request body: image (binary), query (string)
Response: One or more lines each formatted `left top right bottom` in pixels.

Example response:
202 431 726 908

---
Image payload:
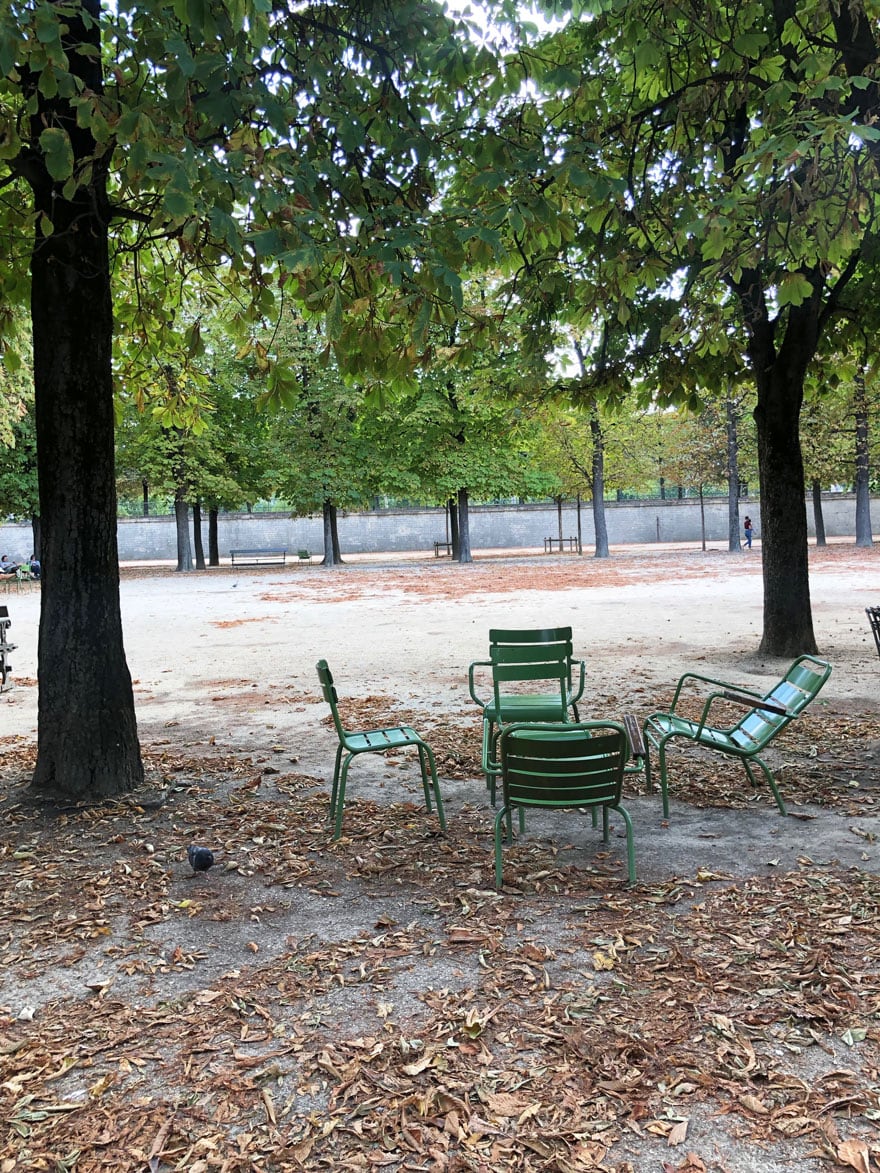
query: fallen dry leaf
836 1138 871 1173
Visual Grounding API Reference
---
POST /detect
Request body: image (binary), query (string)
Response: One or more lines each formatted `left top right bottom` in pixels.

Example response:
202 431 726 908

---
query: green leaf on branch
777 272 814 307
38 128 74 180
163 189 195 219
326 287 343 340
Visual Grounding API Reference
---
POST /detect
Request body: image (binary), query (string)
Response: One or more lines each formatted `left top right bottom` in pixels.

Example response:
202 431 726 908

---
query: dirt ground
1 541 880 1172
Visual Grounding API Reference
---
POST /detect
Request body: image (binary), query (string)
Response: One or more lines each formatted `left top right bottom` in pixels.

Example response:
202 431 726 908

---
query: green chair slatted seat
642 654 832 817
315 659 446 840
495 721 635 889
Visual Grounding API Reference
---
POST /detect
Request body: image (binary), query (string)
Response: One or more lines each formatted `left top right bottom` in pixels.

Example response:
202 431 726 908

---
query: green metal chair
495 721 635 889
642 654 832 817
468 628 586 802
315 659 446 840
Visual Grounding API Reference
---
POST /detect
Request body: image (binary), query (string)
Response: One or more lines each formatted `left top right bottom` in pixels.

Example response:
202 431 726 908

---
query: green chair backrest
501 723 627 809
731 655 831 749
489 628 580 693
316 659 348 742
489 627 573 647
490 641 572 704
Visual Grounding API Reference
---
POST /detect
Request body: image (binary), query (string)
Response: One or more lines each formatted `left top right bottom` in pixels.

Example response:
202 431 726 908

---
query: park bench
543 536 579 553
229 548 287 567
433 540 453 557
0 605 15 689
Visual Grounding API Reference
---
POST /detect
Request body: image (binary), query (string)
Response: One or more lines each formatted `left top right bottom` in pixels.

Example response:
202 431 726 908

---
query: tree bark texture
456 488 473 563
175 493 193 571
854 373 873 548
811 478 827 547
28 0 142 800
208 508 220 567
749 306 818 657
192 501 206 570
321 500 340 566
330 505 343 563
590 411 609 558
448 498 460 560
726 393 742 552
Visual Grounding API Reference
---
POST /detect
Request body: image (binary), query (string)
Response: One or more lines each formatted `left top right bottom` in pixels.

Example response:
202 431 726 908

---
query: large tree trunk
750 305 818 657
854 371 873 549
456 488 473 563
590 410 609 558
811 479 827 548
192 500 206 570
208 508 220 567
726 391 742 552
28 0 142 800
330 505 344 563
175 492 193 571
321 499 340 566
448 497 460 560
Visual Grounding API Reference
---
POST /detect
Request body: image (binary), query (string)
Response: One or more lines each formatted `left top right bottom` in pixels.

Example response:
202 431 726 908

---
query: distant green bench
229 548 287 566
642 654 832 817
297 549 313 565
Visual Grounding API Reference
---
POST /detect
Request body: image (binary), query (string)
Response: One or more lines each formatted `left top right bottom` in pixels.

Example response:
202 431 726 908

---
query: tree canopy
3 0 880 798
463 0 880 653
0 0 505 799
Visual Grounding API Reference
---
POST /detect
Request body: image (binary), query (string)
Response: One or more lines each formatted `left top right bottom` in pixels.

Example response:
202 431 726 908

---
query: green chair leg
494 806 509 889
333 757 354 840
329 744 345 823
418 741 446 830
657 738 672 817
615 803 636 885
745 756 786 814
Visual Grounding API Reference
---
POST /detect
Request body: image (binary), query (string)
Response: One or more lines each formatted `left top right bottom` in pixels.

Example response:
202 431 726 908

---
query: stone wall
0 494 875 562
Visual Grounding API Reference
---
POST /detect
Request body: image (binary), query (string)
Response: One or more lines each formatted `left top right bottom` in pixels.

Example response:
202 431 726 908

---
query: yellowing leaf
836 1138 870 1173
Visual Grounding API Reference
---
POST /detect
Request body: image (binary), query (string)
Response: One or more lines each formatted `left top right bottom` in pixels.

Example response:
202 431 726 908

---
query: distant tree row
4 308 879 567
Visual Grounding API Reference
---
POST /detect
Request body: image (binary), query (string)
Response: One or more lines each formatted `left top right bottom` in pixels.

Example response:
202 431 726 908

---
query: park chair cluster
1 562 38 592
314 633 832 892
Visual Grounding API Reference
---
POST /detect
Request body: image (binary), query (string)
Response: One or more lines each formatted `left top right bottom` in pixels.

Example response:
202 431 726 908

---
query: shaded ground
1 543 880 1172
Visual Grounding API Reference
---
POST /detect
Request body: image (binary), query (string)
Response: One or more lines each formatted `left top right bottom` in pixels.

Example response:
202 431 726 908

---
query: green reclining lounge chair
642 654 832 817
